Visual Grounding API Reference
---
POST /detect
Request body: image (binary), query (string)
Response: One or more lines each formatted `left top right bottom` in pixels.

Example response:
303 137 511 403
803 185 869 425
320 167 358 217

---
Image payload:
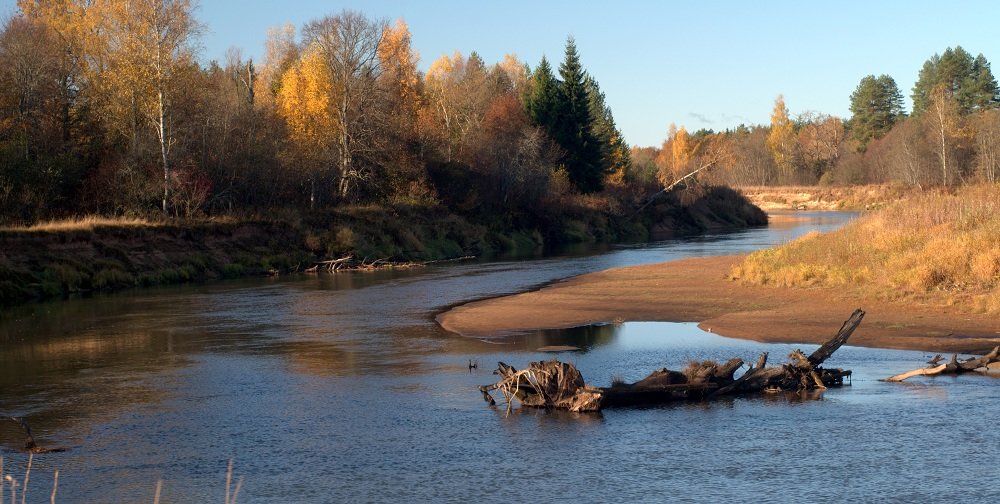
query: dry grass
3 215 158 233
731 185 1000 313
740 183 911 211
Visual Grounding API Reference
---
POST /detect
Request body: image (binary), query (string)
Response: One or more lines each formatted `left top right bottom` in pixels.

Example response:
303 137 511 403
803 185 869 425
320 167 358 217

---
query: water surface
5 211 996 502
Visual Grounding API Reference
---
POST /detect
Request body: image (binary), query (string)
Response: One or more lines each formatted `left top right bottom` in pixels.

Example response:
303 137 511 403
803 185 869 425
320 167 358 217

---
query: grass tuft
4 216 155 233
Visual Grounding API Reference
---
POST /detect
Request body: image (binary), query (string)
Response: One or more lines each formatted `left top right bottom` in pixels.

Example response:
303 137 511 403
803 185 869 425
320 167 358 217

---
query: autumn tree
0 15 79 221
376 18 424 199
724 127 778 187
277 48 336 207
797 113 844 181
973 109 1000 183
912 47 999 116
92 0 202 214
766 95 797 179
497 53 529 96
0 16 63 159
297 10 387 201
848 74 904 151
256 23 299 108
473 94 559 210
863 118 936 187
925 85 967 186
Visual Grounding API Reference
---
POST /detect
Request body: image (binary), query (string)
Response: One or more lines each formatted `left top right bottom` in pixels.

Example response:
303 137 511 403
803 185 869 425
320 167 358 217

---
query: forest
1 1 999 228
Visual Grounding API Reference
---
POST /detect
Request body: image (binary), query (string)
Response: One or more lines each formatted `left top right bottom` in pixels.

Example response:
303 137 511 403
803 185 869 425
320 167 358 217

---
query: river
2 211 999 502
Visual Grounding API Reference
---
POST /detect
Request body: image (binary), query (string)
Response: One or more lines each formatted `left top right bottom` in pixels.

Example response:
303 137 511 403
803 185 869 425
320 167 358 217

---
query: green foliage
586 75 632 185
554 37 605 193
911 46 999 116
222 263 246 278
525 56 560 134
849 74 904 151
91 267 135 290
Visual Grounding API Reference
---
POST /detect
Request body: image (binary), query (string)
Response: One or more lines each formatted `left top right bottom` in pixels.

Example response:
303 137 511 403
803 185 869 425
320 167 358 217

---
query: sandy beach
437 254 1000 353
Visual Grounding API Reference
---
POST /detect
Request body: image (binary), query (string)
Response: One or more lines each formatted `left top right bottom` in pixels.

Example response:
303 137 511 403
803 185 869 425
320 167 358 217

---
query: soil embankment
0 186 766 306
0 221 314 305
437 254 1000 354
740 184 909 211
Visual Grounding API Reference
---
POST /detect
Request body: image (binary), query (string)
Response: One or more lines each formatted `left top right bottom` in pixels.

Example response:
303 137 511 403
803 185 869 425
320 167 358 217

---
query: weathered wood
884 346 1000 382
885 364 948 382
808 308 865 366
316 254 477 273
478 310 863 412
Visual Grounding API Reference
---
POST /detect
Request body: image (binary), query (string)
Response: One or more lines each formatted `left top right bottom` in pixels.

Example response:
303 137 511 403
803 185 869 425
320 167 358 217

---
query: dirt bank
740 184 909 211
0 221 314 304
437 255 1000 354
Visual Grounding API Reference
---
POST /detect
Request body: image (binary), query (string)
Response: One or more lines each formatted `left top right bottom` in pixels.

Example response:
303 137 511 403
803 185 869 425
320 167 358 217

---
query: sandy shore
437 255 1000 353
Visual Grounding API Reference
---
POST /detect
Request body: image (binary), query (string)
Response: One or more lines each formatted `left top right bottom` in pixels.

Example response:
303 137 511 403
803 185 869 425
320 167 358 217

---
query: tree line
3 1 999 227
0 1 639 225
647 45 1000 189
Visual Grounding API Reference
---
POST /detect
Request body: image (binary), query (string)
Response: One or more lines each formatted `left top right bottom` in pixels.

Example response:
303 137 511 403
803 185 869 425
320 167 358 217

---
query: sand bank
437 255 1000 353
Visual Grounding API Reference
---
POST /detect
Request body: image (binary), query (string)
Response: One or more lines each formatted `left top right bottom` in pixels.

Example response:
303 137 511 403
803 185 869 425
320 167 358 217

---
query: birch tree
300 10 386 201
96 0 200 213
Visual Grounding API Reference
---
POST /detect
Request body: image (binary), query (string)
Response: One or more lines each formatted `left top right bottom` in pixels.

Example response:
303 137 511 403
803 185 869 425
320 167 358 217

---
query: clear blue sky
4 0 1000 147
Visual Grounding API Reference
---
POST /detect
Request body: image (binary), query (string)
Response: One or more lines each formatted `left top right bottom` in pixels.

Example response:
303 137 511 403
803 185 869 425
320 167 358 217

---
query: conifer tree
848 74 904 151
912 46 999 116
525 56 559 133
585 75 630 185
554 37 604 193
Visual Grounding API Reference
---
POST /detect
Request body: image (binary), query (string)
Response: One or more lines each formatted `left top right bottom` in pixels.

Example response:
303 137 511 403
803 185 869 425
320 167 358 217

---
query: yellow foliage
766 94 796 174
427 51 463 84
378 18 420 113
277 47 337 163
671 126 692 179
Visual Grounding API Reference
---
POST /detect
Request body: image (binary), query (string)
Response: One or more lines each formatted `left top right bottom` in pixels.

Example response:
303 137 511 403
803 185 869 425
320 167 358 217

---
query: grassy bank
0 186 765 306
731 185 1000 313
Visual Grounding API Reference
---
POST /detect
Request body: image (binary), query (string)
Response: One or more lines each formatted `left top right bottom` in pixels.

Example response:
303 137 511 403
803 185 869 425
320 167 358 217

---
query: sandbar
437 255 1000 353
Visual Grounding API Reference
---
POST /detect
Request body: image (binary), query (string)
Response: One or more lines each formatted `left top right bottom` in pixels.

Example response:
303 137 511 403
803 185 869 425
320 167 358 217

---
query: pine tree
848 74 904 151
554 37 604 193
912 46 999 116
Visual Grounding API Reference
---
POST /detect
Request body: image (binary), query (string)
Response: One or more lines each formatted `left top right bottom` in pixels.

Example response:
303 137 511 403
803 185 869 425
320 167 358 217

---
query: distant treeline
645 46 1000 189
4 1 997 228
0 1 639 226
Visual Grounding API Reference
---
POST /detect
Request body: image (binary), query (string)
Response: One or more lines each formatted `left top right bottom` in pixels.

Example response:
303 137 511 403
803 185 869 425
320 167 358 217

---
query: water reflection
10 212 942 503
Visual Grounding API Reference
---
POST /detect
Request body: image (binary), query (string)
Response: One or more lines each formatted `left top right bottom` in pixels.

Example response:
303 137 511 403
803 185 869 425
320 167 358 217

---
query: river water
3 211 1000 503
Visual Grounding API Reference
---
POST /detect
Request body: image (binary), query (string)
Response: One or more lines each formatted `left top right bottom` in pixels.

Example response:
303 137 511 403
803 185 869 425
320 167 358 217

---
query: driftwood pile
478 309 864 413
885 346 1000 382
307 254 477 273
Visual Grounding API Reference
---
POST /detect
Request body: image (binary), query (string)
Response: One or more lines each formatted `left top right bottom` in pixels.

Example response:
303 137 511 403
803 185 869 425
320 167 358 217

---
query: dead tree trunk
885 346 1000 382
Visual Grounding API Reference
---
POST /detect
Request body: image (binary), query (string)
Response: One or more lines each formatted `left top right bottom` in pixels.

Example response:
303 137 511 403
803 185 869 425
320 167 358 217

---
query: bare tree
974 109 1000 183
301 10 387 201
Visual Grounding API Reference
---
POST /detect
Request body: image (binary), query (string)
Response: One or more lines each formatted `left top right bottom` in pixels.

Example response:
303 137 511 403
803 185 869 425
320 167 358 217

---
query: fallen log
478 309 863 412
884 346 1000 382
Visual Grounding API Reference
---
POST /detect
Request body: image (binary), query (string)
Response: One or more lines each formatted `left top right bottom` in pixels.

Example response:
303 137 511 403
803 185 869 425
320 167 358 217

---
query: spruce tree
525 56 560 134
555 37 604 193
585 75 630 183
